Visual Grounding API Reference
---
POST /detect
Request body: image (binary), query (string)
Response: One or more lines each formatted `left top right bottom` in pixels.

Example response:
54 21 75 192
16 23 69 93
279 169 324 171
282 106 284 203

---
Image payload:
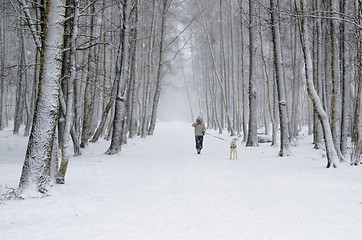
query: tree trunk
330 0 342 157
90 75 118 143
230 1 236 133
58 0 74 150
72 61 81 156
299 0 338 168
239 0 248 141
50 128 59 182
106 0 132 155
339 0 348 157
127 18 138 138
313 0 323 149
148 0 168 136
140 0 156 138
80 5 96 148
18 0 66 195
291 3 300 142
351 0 362 165
270 0 291 156
0 0 4 130
246 0 258 147
57 0 79 184
14 25 26 135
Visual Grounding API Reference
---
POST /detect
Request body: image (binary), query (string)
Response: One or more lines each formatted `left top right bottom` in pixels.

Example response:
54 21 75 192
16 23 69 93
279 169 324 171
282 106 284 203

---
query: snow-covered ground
1 121 362 240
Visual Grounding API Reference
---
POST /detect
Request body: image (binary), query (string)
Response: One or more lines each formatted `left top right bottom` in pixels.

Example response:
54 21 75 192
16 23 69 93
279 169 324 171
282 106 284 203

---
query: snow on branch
285 10 362 30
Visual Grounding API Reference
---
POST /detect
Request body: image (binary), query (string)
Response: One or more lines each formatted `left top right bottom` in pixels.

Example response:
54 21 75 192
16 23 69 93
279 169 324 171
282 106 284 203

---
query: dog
230 138 239 160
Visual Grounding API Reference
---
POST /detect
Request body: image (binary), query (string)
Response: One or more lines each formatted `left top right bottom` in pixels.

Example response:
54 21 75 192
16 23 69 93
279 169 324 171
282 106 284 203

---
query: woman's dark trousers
195 135 204 152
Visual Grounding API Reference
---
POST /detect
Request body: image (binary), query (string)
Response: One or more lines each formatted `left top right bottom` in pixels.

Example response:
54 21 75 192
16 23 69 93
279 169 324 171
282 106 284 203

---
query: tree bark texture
57 0 80 184
18 0 66 195
107 0 132 155
246 0 258 147
270 0 291 156
148 0 168 136
299 0 338 168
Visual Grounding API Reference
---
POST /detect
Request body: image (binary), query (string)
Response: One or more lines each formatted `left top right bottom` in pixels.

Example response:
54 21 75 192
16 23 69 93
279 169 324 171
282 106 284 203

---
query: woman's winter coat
192 122 206 136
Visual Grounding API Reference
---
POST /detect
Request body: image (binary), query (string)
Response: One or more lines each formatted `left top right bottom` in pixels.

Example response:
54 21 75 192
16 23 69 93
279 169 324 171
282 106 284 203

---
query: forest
0 0 361 195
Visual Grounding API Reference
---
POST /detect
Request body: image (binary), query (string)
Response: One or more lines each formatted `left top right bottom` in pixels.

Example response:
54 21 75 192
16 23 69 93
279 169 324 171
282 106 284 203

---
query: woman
192 116 206 154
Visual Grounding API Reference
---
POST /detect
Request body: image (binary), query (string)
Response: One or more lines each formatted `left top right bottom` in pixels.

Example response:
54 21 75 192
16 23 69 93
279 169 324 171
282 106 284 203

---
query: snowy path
1 122 362 240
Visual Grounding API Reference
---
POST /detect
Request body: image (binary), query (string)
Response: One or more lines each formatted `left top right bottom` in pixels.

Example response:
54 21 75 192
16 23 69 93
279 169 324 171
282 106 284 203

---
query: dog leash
205 133 228 141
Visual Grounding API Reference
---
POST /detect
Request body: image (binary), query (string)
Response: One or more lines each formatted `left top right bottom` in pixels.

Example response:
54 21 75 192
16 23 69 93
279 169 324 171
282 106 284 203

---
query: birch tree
18 0 66 195
148 0 169 135
80 4 96 148
299 0 338 168
57 0 80 184
106 0 132 154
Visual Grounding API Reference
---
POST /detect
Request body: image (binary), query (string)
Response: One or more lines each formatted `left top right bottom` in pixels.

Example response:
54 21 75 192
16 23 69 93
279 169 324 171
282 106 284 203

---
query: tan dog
230 138 239 160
